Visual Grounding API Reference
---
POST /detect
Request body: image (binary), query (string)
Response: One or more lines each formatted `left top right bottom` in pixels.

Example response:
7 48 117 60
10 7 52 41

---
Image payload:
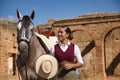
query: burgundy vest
55 43 75 63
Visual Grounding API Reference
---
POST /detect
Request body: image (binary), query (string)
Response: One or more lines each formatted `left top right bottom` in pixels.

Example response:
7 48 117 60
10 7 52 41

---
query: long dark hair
61 26 73 40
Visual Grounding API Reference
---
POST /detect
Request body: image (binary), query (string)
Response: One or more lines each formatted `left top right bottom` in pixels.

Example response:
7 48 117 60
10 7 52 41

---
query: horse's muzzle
18 41 28 54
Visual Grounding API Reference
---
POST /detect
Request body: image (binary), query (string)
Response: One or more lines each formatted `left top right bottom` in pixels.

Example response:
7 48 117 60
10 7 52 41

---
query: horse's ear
30 10 35 20
17 9 23 20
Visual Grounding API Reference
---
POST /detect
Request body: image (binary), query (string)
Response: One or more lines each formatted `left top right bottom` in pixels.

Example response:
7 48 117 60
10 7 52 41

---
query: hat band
41 60 52 73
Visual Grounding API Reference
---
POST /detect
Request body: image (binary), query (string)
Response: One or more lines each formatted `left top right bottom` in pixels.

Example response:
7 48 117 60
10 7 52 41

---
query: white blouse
50 41 84 64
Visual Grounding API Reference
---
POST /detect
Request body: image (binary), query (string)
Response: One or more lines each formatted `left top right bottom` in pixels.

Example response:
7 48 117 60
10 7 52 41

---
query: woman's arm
50 45 55 56
74 44 84 64
60 62 83 70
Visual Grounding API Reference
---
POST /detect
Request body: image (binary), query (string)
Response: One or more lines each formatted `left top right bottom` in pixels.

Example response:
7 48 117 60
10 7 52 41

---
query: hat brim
35 54 58 79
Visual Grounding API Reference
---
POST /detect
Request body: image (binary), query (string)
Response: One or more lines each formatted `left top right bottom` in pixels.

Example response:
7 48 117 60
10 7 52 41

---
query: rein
17 62 21 80
17 55 29 80
25 63 28 80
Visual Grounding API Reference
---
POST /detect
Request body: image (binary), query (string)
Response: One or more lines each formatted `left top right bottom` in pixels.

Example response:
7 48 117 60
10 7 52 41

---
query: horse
16 10 51 80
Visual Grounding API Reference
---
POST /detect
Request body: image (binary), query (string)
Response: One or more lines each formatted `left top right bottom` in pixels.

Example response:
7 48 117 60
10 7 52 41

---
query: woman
50 26 84 80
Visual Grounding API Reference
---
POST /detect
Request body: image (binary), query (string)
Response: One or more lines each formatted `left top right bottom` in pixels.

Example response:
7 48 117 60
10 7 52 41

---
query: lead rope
17 66 21 80
25 62 28 80
16 58 22 80
16 58 28 80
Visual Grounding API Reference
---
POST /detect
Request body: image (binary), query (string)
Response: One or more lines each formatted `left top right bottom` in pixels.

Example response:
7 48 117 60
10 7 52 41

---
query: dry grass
106 76 120 80
79 76 120 80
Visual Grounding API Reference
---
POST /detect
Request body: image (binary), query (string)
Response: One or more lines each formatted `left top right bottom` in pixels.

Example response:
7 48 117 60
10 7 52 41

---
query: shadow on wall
106 53 120 76
81 40 95 57
81 39 120 76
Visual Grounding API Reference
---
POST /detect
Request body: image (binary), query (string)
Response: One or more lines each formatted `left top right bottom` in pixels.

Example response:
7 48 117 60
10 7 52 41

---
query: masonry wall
0 21 18 80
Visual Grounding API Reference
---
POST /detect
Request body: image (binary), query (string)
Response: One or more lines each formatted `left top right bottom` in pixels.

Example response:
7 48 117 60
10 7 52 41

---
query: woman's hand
60 63 73 70
59 62 83 70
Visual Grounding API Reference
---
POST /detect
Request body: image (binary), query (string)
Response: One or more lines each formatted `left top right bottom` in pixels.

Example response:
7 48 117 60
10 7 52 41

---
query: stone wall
0 21 18 80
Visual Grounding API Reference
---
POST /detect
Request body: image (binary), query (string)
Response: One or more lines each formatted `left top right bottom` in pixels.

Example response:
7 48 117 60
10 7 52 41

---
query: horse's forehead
23 16 30 20
22 16 32 24
17 16 33 29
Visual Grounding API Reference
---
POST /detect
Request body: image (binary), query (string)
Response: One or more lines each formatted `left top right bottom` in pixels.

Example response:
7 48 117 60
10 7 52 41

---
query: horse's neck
28 33 47 64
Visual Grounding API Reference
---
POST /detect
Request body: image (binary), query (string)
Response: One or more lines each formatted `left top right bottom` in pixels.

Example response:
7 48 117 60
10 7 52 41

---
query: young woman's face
57 28 69 42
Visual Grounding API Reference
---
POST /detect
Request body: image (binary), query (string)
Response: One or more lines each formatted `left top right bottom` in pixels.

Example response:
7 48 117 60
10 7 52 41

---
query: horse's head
17 10 35 58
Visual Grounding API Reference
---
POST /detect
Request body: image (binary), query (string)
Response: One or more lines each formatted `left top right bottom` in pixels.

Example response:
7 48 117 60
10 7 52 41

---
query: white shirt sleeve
50 45 55 56
74 45 84 64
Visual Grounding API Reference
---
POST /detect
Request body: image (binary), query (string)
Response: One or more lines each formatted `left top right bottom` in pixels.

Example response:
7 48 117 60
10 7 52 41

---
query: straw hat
35 54 58 79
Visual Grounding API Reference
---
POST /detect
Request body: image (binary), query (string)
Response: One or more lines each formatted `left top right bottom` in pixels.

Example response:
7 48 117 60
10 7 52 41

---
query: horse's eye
30 29 34 32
